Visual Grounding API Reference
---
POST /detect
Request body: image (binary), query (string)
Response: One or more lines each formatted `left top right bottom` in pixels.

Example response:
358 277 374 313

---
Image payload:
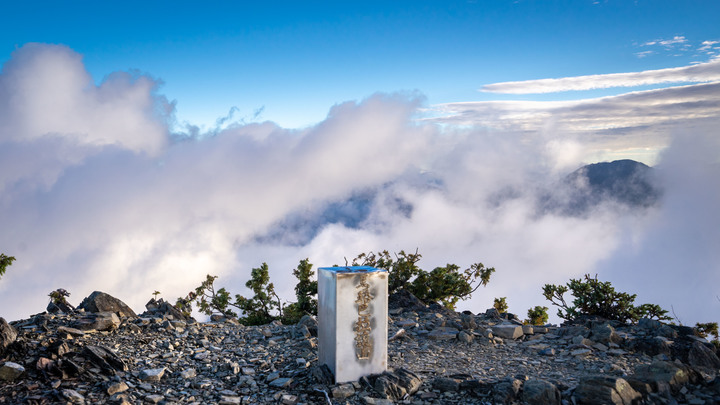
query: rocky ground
1 290 719 405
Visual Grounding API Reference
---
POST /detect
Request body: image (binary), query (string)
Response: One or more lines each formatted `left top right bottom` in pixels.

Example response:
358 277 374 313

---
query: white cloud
0 44 171 194
481 59 720 94
0 44 718 329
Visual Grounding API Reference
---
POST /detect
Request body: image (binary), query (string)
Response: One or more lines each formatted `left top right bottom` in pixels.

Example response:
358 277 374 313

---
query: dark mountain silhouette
539 159 662 216
253 188 412 246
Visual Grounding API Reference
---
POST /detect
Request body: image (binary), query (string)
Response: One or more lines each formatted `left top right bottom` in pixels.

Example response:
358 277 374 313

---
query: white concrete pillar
318 266 388 383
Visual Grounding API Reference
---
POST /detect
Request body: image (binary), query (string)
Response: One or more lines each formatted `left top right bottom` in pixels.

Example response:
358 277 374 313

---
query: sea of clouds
1 44 718 326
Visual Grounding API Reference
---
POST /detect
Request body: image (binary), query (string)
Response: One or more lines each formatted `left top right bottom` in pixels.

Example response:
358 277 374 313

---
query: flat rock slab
428 327 459 340
269 377 293 388
492 325 523 340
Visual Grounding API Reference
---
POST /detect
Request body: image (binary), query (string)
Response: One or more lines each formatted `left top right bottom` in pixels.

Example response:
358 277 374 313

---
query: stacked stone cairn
1 288 719 404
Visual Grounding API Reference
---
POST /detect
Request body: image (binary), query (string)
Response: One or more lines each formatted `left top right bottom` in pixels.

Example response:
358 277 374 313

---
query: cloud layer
1 44 718 327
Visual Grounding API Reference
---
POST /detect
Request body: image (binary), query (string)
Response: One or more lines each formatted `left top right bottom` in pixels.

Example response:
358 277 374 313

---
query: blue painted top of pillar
318 266 387 273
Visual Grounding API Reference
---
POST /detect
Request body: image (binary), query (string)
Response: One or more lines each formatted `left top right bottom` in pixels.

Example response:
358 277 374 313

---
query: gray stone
492 324 523 340
237 375 258 390
0 361 25 381
106 381 129 395
687 341 720 370
522 325 534 335
632 361 690 392
139 367 165 381
144 394 164 404
281 394 299 405
571 348 592 357
82 345 128 374
0 317 17 355
457 330 473 343
180 368 197 379
269 377 293 388
332 383 355 399
432 377 460 392
494 377 523 403
372 368 422 401
78 291 137 318
73 311 121 331
57 325 86 337
539 348 556 356
427 327 458 340
62 388 85 404
521 379 561 405
591 323 622 344
574 376 641 405
219 396 241 405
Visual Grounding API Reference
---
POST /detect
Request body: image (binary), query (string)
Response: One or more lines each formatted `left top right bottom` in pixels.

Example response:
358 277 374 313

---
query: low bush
353 250 495 310
0 253 15 281
543 274 672 324
493 297 508 313
526 306 549 326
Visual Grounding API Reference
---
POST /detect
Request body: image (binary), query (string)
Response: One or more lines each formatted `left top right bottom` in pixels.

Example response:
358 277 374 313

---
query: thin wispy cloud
642 35 688 47
480 58 720 94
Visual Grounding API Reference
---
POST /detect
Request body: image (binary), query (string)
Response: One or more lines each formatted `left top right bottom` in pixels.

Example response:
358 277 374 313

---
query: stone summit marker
318 266 388 383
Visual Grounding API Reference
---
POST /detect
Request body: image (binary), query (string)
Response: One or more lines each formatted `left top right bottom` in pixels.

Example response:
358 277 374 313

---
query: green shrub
282 259 318 324
527 306 549 326
179 264 284 325
0 253 15 281
351 250 422 293
176 274 236 318
493 297 508 313
48 288 71 305
352 250 495 310
543 274 672 324
696 322 719 340
234 262 283 325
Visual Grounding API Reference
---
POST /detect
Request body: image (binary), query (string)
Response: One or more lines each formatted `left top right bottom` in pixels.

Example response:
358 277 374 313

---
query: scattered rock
1 298 719 405
78 291 137 318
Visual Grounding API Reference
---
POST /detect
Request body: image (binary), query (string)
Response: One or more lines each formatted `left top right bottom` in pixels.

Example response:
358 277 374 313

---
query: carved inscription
354 274 373 359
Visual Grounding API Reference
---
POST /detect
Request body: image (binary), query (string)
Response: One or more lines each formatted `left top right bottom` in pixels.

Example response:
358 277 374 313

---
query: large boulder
630 361 693 394
367 368 422 401
573 376 641 405
0 318 17 355
0 317 17 355
687 341 720 370
521 379 561 405
78 291 136 318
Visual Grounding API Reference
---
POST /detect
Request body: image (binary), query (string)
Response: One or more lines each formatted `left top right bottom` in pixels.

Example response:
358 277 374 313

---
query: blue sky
3 1 718 129
1 1 719 324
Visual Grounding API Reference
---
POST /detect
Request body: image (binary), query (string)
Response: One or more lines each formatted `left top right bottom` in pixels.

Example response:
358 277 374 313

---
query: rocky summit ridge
1 290 720 405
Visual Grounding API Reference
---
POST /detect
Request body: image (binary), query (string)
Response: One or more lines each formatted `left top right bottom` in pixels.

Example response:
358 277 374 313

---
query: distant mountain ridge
539 159 662 216
257 160 663 245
